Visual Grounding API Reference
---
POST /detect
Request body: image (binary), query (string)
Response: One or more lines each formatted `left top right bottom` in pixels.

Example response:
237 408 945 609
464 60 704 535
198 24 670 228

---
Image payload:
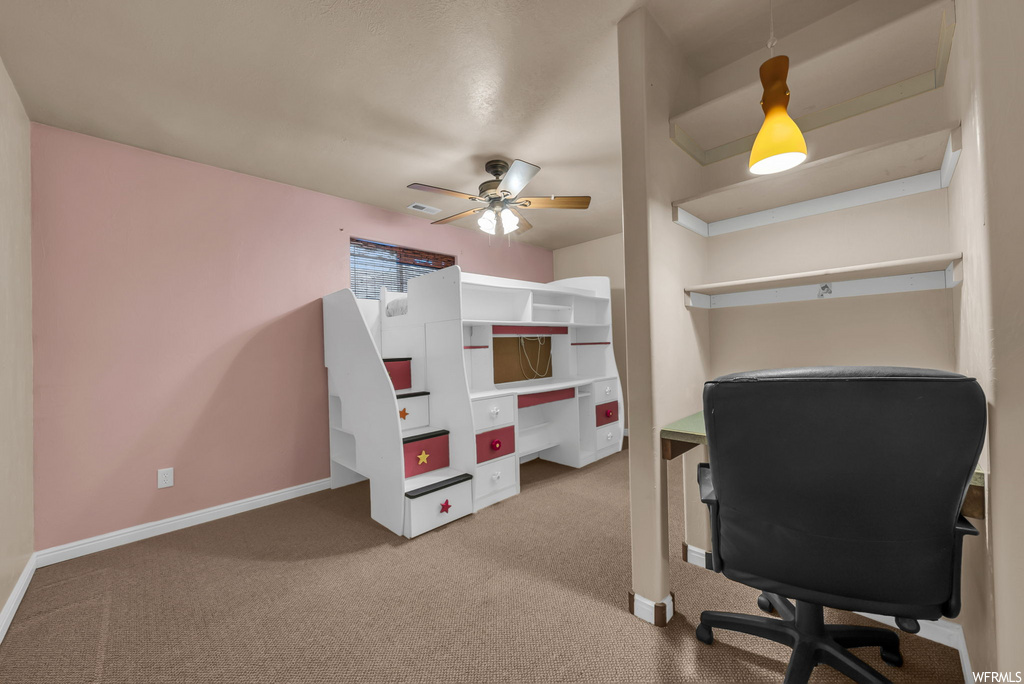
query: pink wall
31 124 553 549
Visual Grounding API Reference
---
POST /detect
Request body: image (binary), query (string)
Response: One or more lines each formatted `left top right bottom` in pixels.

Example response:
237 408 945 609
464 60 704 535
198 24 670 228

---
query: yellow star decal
399 408 409 420
417 450 429 465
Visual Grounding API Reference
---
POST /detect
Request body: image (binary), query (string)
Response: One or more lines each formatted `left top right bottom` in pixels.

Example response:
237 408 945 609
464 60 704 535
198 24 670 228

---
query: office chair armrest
697 462 717 505
696 463 723 573
956 515 979 537
942 514 980 618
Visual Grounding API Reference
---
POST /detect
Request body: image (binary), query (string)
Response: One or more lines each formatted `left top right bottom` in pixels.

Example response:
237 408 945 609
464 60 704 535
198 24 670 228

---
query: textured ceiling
0 0 947 250
648 0 859 77
0 0 641 250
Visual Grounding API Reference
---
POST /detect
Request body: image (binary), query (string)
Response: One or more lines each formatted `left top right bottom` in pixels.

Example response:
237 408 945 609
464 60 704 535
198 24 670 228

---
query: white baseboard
684 543 972 679
856 611 972 683
686 543 707 568
36 478 331 568
0 552 37 645
632 591 674 625
2 479 331 647
622 428 629 437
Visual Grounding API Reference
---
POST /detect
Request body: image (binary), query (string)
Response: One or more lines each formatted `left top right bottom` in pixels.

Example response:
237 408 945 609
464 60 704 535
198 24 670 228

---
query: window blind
349 238 456 300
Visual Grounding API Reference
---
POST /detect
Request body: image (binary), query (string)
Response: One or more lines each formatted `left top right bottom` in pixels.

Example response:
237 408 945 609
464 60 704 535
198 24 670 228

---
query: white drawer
475 454 518 501
595 424 623 452
396 392 430 431
593 378 617 402
404 478 473 538
472 395 514 430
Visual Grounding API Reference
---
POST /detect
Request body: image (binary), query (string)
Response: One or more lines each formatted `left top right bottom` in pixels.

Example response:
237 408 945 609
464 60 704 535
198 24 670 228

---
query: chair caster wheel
696 623 714 645
880 648 903 667
756 593 774 614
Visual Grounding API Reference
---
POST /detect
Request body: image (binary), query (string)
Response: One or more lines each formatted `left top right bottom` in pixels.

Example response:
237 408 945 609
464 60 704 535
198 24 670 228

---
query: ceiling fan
408 159 591 236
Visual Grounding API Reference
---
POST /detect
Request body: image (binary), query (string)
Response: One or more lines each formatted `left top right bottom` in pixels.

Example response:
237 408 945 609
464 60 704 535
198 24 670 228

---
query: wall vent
407 203 442 215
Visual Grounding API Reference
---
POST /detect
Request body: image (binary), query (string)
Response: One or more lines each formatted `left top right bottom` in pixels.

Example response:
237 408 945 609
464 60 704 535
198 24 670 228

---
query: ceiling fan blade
516 196 591 210
507 207 533 235
497 159 540 197
430 207 483 225
408 183 480 201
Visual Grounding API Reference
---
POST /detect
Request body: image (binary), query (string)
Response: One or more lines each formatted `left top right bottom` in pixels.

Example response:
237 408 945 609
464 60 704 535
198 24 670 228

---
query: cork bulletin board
493 337 553 384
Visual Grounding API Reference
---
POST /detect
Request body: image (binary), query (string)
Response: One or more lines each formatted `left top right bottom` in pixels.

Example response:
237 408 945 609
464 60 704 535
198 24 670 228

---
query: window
349 238 456 300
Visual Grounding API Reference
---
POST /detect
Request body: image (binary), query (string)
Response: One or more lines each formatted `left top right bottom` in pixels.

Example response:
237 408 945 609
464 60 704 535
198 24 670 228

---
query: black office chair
695 367 985 684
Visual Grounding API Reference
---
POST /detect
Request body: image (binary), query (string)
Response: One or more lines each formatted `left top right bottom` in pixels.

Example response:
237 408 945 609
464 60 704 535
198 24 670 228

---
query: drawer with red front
476 425 516 464
403 430 450 477
596 400 619 427
383 358 412 391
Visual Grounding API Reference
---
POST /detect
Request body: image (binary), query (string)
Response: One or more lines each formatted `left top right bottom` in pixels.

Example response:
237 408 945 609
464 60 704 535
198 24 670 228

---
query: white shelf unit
685 253 962 309
323 266 623 537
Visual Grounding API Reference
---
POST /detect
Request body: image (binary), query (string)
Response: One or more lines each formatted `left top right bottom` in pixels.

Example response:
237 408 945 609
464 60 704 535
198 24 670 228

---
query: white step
396 391 430 432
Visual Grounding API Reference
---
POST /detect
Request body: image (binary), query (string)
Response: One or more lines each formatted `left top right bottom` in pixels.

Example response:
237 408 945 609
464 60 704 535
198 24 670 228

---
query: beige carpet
0 451 963 683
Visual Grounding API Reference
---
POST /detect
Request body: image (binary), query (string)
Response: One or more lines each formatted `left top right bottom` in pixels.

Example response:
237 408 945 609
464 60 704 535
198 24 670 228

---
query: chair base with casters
696 592 903 684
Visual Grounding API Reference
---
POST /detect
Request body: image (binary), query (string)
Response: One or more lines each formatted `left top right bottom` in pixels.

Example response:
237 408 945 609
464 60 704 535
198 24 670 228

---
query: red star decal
440 499 451 514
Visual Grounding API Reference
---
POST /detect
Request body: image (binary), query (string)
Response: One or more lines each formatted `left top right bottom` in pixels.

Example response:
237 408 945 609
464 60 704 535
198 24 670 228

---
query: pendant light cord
767 0 777 57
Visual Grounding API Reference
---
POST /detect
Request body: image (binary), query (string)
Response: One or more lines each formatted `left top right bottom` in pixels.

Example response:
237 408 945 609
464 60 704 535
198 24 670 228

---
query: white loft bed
323 266 623 538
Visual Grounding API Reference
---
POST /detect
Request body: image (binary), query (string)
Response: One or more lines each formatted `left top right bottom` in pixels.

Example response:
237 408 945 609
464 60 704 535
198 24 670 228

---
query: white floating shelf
674 130 961 238
685 253 962 309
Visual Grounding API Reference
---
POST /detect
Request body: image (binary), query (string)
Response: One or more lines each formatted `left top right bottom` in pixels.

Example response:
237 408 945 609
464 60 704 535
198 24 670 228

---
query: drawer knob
491 439 502 451
605 409 614 418
606 432 613 441
605 386 611 395
491 406 501 416
440 499 451 514
492 472 502 481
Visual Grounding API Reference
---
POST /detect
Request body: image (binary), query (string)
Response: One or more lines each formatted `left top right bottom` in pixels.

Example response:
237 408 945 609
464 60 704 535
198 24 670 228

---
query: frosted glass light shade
749 55 807 175
477 209 497 235
500 208 519 234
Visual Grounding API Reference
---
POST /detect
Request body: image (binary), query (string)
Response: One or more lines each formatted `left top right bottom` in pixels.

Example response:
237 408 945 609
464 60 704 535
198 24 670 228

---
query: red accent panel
403 434 450 477
492 325 568 335
384 359 412 390
596 401 619 427
463 346 488 350
476 425 515 463
571 342 611 346
517 388 576 409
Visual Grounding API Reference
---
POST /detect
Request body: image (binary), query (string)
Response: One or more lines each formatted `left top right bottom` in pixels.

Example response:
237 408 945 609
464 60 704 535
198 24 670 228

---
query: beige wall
0 54 34 612
707 190 955 382
618 7 710 605
944 0 997 669
662 188 957 553
553 234 628 424
971 0 1024 670
707 189 950 283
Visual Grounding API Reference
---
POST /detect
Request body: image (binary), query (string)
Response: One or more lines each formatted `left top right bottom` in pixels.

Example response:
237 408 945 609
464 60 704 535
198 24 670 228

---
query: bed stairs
383 358 473 537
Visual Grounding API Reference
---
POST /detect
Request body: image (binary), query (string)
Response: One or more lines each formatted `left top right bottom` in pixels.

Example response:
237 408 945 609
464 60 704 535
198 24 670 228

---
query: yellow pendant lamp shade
749 55 807 175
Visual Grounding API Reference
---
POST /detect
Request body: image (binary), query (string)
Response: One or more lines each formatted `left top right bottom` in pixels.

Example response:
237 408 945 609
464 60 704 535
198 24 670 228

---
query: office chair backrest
703 367 986 611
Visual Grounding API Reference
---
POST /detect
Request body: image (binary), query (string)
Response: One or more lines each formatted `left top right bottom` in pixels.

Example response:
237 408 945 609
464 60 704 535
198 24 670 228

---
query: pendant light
749 1 807 175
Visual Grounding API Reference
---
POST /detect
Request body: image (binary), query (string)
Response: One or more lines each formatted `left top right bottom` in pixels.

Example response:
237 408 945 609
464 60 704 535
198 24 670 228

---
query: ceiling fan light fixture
411 158 588 236
500 207 519 234
749 55 807 176
477 208 497 235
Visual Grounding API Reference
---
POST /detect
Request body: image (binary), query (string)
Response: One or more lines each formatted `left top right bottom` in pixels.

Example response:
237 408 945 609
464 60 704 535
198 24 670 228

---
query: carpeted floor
0 451 963 683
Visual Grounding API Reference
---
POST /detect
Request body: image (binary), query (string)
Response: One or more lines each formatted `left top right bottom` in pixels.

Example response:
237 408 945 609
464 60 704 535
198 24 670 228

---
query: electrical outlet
157 468 174 489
